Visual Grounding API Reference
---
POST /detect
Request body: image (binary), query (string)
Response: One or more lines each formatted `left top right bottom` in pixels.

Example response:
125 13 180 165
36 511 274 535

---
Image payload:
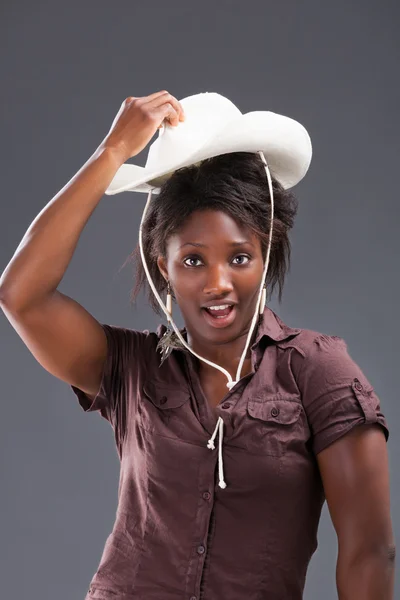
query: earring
259 281 267 314
156 280 177 366
166 280 172 321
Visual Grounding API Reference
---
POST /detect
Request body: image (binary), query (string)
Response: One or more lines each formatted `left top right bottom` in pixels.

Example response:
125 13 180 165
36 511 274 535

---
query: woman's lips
201 305 236 328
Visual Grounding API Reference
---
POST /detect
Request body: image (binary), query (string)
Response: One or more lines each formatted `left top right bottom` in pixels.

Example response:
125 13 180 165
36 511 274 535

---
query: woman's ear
156 255 168 282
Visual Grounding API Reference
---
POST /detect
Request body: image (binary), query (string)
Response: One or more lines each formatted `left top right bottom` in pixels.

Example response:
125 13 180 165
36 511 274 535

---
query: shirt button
271 406 280 417
197 544 205 555
160 396 168 404
354 380 363 392
203 491 211 500
222 402 231 409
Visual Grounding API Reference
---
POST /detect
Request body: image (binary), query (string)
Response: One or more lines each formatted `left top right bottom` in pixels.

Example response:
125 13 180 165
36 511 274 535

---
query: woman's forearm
0 143 125 311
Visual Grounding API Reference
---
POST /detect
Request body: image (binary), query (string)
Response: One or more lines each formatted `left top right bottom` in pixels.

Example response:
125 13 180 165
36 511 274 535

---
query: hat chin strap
138 151 274 391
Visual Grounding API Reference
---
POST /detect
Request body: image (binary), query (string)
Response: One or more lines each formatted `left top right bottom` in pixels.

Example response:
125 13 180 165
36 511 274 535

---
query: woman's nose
203 266 233 295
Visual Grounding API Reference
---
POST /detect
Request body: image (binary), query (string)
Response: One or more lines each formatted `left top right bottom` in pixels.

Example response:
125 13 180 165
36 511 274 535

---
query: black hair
121 151 299 317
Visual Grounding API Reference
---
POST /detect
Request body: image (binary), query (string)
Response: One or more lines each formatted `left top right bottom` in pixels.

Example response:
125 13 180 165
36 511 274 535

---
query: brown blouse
71 305 389 600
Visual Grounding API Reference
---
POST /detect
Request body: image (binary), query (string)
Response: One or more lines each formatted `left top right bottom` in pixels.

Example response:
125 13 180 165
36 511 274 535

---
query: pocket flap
143 382 191 409
248 398 302 424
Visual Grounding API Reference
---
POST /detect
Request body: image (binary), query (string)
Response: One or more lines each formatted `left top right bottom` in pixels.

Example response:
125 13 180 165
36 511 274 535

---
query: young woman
0 90 395 599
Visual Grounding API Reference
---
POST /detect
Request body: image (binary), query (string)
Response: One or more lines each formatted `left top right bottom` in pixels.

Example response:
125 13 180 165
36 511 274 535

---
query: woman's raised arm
0 91 185 398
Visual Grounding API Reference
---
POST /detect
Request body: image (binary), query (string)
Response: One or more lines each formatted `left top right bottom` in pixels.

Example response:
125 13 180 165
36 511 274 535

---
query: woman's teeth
205 305 233 318
208 304 231 311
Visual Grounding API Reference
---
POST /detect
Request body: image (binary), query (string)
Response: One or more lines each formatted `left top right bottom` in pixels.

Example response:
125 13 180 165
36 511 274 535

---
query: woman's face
157 209 265 345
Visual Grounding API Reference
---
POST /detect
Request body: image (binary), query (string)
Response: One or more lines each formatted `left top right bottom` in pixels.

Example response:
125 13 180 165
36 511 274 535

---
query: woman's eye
183 254 250 267
183 256 202 267
233 255 250 265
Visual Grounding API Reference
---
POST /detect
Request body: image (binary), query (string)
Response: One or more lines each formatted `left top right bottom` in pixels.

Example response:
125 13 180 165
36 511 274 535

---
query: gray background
0 1 398 598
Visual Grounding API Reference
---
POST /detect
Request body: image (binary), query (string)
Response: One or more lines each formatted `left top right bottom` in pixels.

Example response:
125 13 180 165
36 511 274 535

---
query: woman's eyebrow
178 240 255 249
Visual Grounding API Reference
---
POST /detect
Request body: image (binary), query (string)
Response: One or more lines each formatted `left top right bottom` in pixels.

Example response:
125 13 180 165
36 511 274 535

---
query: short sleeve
70 323 148 424
291 334 389 455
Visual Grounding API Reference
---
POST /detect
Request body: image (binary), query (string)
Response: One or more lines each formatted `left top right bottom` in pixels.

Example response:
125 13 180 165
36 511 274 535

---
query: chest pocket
246 395 303 457
139 381 191 436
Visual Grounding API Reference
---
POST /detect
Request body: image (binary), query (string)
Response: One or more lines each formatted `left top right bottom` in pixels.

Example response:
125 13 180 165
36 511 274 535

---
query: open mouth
202 305 236 328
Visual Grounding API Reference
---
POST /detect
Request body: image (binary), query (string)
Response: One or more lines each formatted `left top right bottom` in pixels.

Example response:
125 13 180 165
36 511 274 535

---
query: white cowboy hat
104 91 312 195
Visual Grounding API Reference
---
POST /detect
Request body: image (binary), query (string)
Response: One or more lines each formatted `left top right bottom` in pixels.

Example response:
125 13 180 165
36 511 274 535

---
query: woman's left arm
317 423 396 599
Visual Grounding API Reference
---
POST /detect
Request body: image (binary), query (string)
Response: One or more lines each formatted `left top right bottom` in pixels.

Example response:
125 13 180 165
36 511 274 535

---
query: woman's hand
99 90 186 164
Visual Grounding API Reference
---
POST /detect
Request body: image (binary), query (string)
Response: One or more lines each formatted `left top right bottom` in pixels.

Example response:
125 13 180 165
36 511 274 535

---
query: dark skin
157 209 264 411
157 209 395 598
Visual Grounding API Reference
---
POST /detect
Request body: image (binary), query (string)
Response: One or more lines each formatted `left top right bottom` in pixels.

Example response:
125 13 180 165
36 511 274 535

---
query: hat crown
146 92 242 172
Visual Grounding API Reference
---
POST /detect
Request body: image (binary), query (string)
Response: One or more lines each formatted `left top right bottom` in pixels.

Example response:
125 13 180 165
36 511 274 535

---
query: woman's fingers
100 89 186 162
145 92 185 125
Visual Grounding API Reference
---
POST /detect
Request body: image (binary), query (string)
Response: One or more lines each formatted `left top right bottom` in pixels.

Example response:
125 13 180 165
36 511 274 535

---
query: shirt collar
254 305 301 345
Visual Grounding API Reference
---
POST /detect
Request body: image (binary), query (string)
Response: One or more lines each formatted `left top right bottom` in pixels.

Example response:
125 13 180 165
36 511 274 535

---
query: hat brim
104 110 312 195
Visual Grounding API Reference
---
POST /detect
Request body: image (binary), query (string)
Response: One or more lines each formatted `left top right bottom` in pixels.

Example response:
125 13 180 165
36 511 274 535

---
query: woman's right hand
99 90 186 164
